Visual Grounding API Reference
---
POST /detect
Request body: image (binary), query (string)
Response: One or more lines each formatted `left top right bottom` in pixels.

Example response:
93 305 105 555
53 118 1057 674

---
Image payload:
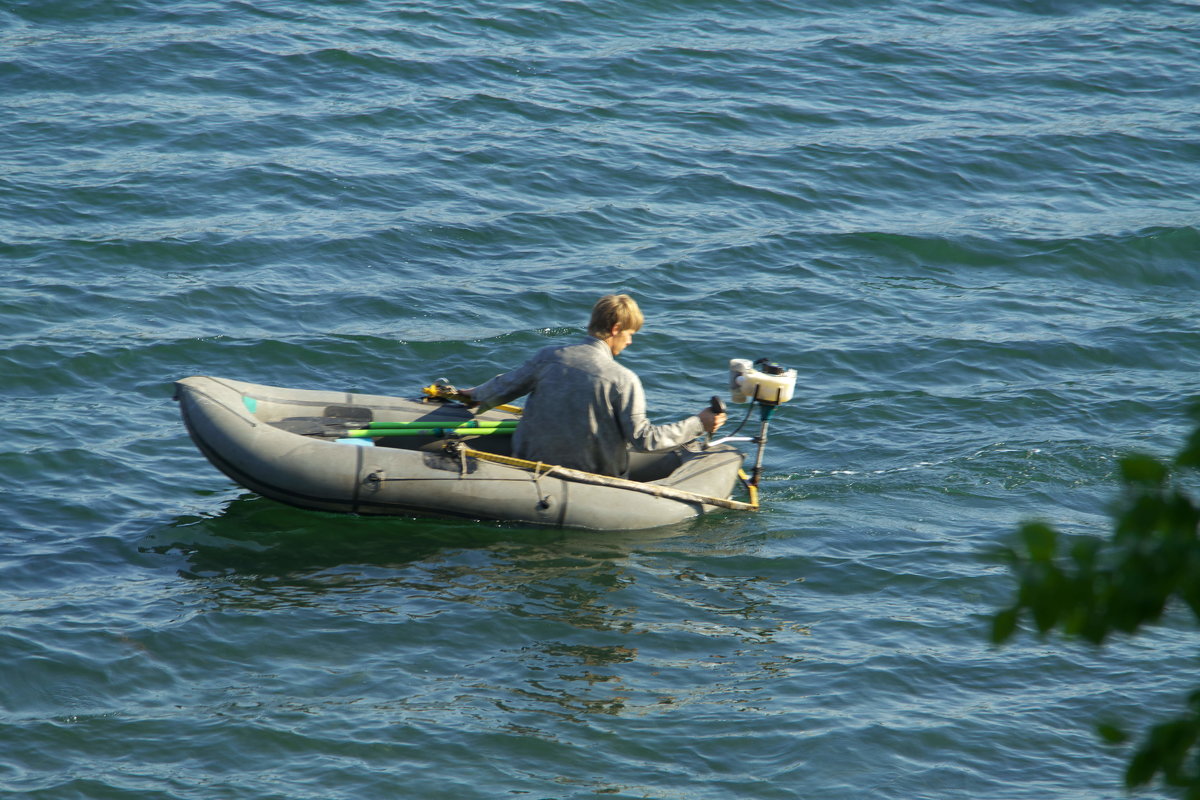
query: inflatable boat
174 376 757 530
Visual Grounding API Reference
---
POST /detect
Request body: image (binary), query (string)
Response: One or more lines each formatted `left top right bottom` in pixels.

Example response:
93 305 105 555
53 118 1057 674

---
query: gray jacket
472 336 705 476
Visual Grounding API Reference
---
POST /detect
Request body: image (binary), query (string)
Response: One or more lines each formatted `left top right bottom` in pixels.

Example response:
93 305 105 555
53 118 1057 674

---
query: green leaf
1176 427 1200 468
1020 522 1058 562
1098 722 1129 744
1120 453 1169 486
1126 744 1161 788
991 607 1019 644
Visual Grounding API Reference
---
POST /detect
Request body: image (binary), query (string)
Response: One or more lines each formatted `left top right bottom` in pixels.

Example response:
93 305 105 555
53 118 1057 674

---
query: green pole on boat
365 419 518 430
346 427 515 438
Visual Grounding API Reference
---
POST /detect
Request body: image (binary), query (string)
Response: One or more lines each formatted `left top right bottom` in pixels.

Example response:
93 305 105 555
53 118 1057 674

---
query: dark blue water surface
2 1 1199 798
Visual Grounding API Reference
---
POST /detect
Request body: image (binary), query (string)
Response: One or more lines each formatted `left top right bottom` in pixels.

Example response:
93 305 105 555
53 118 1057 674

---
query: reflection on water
146 491 721 579
137 493 806 739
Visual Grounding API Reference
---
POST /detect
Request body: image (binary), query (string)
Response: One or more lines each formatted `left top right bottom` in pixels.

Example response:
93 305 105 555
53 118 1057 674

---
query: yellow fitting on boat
421 382 523 415
738 469 760 509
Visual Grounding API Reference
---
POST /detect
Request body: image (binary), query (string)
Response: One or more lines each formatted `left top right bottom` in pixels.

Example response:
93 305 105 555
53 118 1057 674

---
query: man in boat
460 294 726 478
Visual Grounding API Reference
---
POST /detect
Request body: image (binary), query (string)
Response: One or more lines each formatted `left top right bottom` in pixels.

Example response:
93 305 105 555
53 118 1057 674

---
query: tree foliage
993 403 1200 797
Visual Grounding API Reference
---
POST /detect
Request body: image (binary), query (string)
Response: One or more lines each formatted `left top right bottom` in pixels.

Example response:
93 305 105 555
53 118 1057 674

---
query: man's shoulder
552 338 637 381
527 338 587 363
551 336 607 362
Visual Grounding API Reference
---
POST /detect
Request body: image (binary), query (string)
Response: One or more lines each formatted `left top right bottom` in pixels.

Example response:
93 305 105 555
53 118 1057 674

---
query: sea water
2 1 1198 797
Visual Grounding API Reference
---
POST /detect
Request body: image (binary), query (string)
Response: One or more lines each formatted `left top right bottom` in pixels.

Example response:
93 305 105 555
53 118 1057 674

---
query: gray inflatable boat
175 376 754 530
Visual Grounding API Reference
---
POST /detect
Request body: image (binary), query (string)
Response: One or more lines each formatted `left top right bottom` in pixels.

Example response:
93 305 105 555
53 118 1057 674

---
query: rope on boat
451 444 759 512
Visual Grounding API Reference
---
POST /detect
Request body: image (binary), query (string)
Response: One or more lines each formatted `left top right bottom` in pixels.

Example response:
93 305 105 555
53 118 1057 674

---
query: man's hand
699 408 726 434
457 387 480 409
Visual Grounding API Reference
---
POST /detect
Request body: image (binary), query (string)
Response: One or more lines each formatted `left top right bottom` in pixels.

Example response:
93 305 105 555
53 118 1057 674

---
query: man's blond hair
588 294 644 337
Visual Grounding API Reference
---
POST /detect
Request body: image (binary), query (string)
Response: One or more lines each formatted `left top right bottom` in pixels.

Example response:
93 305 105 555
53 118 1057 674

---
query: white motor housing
730 358 796 404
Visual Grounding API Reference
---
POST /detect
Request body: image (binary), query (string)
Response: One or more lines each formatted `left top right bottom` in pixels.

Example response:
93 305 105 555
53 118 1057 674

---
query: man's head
588 294 643 337
588 294 644 356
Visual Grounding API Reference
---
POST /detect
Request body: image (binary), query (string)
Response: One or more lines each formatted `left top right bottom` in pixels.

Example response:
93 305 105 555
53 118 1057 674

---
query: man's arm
462 355 541 413
617 376 711 452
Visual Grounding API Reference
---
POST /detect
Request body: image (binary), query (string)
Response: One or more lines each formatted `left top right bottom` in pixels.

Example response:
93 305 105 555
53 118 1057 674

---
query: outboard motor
727 358 798 488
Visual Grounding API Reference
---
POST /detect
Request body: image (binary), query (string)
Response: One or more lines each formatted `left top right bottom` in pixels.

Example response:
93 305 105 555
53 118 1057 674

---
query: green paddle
271 416 519 438
346 426 515 438
364 419 518 430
